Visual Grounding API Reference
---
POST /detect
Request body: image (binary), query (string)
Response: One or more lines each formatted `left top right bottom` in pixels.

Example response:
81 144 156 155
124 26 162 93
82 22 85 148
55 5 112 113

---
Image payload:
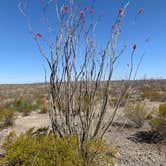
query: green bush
149 103 166 136
142 89 160 100
149 117 166 136
7 97 39 116
141 88 166 102
124 102 148 128
0 129 115 166
0 108 16 127
158 102 166 117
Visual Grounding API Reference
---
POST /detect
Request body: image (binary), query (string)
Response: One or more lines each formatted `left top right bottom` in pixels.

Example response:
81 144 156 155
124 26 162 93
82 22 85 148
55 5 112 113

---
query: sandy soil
0 102 166 166
105 122 166 166
0 111 50 146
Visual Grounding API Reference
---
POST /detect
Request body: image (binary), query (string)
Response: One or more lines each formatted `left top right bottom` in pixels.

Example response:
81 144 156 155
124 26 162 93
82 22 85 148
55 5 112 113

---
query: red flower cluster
89 9 94 14
33 32 37 38
133 43 137 50
119 8 123 17
80 11 85 17
90 40 93 46
63 5 69 12
138 8 144 15
37 33 42 37
33 32 42 38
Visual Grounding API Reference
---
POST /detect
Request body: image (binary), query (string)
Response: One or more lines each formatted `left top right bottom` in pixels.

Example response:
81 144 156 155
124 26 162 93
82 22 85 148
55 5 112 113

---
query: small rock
151 158 156 162
159 151 163 155
0 148 6 158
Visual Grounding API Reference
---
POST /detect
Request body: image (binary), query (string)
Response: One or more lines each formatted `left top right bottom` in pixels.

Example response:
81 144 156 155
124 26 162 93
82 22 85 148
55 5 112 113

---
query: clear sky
0 0 165 83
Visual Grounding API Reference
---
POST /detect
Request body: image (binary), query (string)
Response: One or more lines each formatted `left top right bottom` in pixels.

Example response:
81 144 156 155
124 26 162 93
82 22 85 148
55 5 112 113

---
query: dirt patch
105 122 166 165
0 111 50 146
0 101 166 165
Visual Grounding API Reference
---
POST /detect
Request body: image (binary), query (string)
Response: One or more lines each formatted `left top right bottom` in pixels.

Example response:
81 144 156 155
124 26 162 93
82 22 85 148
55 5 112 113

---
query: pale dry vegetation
0 80 166 165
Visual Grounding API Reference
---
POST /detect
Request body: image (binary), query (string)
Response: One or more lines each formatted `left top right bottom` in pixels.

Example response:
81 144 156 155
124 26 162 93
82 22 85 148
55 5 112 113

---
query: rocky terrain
0 80 166 165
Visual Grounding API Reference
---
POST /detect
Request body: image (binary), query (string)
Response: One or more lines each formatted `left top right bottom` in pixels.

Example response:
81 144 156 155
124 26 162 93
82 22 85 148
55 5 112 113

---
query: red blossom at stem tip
37 33 42 37
119 8 123 17
90 40 93 46
138 8 144 15
33 32 37 38
133 43 137 50
80 11 85 17
63 5 69 12
89 9 94 14
33 32 42 38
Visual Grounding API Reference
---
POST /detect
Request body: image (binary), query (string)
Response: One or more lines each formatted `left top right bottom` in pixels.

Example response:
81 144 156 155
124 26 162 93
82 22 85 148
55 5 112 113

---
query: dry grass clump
124 102 148 128
141 84 166 102
5 96 39 116
35 94 48 114
149 103 166 136
0 108 16 128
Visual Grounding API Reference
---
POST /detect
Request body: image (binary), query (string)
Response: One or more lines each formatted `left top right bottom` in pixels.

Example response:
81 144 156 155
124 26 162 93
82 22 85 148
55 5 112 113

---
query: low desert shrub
0 129 115 166
39 103 48 114
8 97 39 116
94 91 104 104
109 96 126 107
124 102 148 128
141 88 166 102
142 89 160 100
149 103 166 136
158 102 166 117
0 108 16 127
145 109 155 120
150 117 166 136
36 95 48 114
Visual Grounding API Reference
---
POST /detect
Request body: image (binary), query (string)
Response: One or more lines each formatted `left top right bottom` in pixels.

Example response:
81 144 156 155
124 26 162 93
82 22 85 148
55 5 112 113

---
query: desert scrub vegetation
158 102 166 117
109 95 127 107
124 102 148 128
141 84 166 102
0 129 115 166
18 0 146 164
149 103 166 137
0 108 16 128
39 103 48 114
142 89 160 100
36 95 48 114
6 96 39 116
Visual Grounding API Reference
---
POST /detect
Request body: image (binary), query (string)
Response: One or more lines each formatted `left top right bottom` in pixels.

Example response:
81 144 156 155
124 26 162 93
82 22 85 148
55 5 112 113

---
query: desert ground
0 80 166 165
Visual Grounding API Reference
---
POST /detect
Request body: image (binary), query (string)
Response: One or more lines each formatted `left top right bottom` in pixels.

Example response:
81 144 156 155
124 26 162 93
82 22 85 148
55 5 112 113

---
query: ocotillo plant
18 0 144 148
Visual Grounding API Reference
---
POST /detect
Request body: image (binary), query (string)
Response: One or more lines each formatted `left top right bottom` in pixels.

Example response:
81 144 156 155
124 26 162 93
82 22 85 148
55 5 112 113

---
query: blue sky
0 0 165 83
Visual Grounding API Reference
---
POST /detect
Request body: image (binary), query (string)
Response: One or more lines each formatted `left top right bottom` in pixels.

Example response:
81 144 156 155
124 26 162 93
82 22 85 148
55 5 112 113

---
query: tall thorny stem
18 0 143 149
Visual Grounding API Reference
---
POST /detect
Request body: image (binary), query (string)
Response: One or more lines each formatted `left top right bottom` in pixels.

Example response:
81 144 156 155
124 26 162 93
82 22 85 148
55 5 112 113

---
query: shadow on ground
128 131 165 144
